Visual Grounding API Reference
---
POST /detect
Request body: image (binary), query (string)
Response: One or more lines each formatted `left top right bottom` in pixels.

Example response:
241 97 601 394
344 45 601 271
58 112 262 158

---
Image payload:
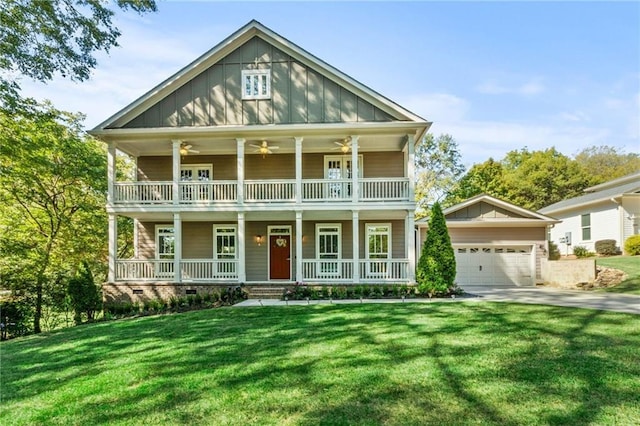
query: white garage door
454 246 533 287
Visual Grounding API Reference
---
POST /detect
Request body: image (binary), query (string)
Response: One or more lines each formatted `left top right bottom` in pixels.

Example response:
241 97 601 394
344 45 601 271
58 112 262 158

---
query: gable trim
92 20 430 133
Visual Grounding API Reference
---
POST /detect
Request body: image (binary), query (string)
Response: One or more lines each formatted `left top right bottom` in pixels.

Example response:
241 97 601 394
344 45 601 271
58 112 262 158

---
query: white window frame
181 164 212 201
213 225 237 275
242 69 271 100
365 223 391 277
323 155 363 179
316 224 342 277
581 213 591 241
155 225 175 278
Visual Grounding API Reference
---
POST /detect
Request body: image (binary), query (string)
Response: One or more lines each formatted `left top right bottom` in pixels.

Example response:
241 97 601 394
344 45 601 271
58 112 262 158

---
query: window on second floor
242 69 271 100
581 213 591 241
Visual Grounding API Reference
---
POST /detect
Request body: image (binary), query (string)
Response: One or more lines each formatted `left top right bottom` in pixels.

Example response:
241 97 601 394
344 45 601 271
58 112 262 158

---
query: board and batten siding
119 36 395 129
446 202 527 220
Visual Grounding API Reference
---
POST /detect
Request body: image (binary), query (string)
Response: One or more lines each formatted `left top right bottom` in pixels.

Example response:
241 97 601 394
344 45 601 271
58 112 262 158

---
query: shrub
573 246 594 258
417 203 456 295
624 235 640 255
67 261 102 325
0 296 33 339
548 241 561 260
595 239 618 256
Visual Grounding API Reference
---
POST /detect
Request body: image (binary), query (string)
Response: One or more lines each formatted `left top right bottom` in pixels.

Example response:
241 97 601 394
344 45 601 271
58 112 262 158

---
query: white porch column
171 139 181 205
107 142 117 204
406 134 416 203
351 135 359 203
237 212 246 283
173 213 182 284
352 210 360 283
295 137 303 204
406 210 416 283
236 138 245 205
133 219 140 258
296 210 303 283
108 214 117 283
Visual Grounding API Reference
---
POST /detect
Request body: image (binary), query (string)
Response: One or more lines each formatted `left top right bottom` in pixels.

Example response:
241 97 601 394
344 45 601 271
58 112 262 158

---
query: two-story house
90 20 430 302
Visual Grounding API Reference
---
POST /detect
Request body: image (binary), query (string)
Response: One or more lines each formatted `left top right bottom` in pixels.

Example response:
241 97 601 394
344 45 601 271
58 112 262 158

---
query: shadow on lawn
2 303 639 425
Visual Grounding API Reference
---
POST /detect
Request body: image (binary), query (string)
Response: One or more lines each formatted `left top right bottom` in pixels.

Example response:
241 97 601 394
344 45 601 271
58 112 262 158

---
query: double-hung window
242 69 271 100
214 226 237 276
156 226 175 277
317 224 341 277
366 223 391 277
581 213 591 241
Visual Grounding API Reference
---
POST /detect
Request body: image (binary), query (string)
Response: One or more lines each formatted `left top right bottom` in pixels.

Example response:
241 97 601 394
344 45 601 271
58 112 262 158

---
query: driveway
463 286 640 315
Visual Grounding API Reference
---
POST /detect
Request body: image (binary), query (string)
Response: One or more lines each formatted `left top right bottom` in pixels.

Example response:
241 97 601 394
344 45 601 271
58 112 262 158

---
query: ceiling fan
179 142 199 156
250 140 279 157
331 137 352 153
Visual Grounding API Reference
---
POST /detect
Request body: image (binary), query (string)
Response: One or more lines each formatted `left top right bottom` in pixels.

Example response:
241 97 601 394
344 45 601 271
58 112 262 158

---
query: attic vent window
242 69 270 100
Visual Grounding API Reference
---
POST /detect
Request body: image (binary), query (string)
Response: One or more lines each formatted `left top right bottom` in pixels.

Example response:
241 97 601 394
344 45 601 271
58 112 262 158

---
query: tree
0 101 107 333
0 0 157 108
446 148 594 211
574 145 640 184
416 202 456 295
67 261 102 325
445 158 505 206
414 133 465 217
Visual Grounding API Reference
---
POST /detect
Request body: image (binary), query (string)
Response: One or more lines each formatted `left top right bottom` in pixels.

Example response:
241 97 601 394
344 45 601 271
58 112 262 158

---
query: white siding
548 200 621 253
622 196 640 243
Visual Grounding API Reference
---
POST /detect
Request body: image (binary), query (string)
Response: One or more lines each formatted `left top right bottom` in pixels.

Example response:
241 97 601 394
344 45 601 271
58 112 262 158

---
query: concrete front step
248 287 285 299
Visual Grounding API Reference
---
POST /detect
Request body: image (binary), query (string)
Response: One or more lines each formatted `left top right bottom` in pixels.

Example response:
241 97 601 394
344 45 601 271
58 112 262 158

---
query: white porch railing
244 179 296 202
359 178 409 201
181 259 238 280
302 179 352 201
359 259 409 281
111 178 410 204
114 181 173 204
302 259 354 281
115 259 238 281
116 259 175 280
180 181 237 203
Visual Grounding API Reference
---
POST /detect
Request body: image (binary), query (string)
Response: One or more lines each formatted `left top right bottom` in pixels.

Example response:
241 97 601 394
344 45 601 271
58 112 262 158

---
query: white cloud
401 93 469 123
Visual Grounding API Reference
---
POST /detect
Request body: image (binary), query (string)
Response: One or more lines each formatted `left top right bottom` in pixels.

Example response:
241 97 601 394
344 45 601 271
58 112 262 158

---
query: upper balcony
112 177 410 205
106 131 417 210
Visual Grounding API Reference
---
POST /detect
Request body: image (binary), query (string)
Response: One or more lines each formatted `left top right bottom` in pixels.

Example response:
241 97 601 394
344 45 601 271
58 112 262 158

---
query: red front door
270 234 291 280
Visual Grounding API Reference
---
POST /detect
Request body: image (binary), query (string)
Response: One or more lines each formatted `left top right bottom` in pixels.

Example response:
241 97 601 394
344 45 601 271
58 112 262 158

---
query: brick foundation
102 283 239 304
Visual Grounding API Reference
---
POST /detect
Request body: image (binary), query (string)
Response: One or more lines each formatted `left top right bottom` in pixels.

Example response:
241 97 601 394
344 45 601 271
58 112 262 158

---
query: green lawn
1 303 639 425
597 255 640 294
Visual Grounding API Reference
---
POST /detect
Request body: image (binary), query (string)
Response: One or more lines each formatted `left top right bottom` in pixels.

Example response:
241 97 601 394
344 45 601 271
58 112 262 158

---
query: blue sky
21 1 639 166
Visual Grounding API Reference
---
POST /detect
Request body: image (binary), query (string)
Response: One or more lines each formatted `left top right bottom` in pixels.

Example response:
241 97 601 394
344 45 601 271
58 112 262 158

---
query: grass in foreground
596 255 640 294
1 302 639 425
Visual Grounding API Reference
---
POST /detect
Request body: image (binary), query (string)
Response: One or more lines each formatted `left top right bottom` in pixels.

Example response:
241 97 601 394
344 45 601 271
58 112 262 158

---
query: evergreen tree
67 261 102 325
416 202 456 295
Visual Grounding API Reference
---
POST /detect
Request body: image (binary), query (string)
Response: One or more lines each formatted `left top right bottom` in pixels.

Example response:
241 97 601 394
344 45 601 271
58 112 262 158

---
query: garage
417 194 559 288
453 245 532 286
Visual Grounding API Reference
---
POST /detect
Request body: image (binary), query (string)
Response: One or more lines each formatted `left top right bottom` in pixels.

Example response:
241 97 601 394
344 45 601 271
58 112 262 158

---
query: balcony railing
111 178 410 205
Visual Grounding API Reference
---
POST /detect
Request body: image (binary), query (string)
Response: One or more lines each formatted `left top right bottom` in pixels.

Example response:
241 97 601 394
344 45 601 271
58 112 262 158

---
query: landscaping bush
573 245 595 258
624 234 640 255
595 239 618 256
548 241 561 260
66 261 102 325
0 296 33 339
417 202 456 295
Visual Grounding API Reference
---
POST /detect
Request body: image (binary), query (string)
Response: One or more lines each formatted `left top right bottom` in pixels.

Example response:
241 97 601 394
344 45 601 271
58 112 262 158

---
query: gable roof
416 194 559 228
91 20 429 134
539 172 640 215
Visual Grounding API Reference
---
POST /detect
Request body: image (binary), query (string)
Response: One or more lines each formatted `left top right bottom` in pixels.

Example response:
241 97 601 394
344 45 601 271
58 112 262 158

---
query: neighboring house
539 172 640 255
417 195 559 287
89 20 430 302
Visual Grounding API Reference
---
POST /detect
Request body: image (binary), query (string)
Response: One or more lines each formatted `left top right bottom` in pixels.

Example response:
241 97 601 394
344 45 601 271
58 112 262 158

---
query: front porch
113 258 410 283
